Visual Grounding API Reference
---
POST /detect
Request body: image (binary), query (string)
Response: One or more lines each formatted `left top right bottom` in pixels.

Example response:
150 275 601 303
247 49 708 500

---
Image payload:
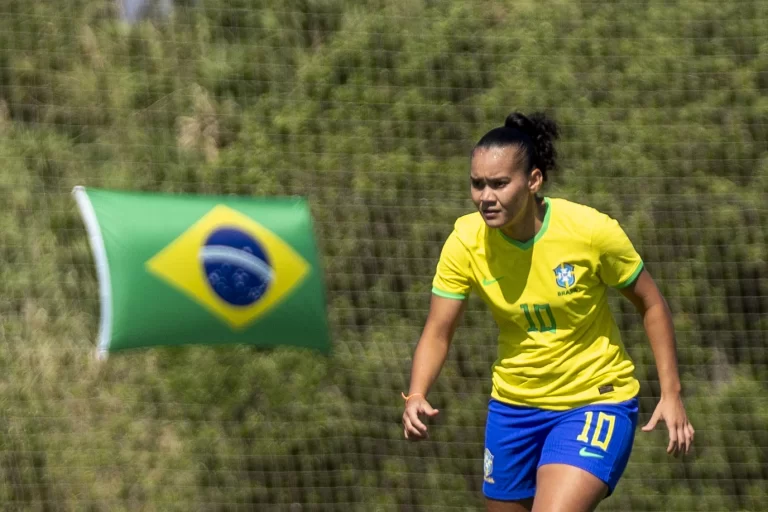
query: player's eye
489 180 508 189
471 179 484 189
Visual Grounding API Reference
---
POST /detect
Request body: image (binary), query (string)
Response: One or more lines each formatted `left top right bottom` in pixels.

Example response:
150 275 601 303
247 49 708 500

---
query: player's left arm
619 269 695 457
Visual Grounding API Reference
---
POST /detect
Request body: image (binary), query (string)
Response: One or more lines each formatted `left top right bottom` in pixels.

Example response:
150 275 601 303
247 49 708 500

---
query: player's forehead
470 146 523 179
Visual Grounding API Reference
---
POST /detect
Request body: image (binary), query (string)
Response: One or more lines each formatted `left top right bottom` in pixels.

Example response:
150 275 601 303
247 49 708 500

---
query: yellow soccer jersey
432 197 643 410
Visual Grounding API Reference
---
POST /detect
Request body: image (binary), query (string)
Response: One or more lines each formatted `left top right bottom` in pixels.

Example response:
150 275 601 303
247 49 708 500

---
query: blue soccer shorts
482 396 639 501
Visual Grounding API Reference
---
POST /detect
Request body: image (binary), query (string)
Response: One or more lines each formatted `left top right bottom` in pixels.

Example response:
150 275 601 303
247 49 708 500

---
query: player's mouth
482 209 502 220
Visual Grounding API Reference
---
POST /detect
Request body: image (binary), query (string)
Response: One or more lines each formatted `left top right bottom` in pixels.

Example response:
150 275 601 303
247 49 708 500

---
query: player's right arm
402 294 466 440
403 227 472 441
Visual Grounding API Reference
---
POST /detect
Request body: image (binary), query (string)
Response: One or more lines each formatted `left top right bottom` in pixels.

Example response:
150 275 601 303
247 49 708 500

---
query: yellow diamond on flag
145 204 310 330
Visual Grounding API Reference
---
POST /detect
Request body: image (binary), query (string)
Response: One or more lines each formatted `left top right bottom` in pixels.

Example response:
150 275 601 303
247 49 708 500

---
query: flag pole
72 186 112 360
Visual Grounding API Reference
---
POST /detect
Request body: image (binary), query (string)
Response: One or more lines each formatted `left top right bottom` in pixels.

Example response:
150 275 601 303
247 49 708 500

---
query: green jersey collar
499 197 551 250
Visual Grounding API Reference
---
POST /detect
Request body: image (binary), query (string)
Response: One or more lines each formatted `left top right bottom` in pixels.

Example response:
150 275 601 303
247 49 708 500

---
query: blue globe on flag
200 228 273 306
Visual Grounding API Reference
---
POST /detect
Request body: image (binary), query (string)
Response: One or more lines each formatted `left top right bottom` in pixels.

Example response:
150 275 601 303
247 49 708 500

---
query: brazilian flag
72 186 330 359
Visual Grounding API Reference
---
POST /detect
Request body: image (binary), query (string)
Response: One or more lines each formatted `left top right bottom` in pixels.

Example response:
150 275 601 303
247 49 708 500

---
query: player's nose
480 187 496 203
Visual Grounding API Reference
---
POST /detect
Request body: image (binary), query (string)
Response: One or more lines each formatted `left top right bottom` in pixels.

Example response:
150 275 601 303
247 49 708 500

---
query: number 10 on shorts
577 411 616 451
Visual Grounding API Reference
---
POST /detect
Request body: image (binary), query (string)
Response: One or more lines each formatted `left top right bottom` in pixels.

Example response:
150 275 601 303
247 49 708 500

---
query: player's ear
528 168 543 194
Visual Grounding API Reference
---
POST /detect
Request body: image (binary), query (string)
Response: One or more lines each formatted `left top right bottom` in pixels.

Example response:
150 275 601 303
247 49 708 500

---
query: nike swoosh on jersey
482 276 505 286
579 447 605 459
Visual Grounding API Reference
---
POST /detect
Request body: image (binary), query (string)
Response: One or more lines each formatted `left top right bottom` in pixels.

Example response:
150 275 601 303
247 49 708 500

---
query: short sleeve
432 229 472 300
592 215 644 289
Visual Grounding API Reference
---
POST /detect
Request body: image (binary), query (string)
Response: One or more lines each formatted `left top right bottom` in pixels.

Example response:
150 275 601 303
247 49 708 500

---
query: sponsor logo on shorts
579 447 605 459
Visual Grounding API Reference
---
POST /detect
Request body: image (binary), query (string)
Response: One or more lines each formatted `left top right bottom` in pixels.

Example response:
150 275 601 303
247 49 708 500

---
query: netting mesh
1 0 767 510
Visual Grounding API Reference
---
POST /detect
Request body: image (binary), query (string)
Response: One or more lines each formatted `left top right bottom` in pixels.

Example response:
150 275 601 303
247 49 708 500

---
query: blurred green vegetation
0 0 766 510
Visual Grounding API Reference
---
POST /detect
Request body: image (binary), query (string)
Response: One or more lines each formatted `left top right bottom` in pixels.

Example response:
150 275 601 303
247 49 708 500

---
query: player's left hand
641 393 695 457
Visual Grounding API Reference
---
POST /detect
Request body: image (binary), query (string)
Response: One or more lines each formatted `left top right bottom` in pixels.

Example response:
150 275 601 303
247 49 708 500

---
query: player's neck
500 197 546 243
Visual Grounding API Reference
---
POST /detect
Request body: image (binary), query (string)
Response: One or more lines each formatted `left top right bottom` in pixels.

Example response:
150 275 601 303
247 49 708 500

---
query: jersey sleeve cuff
431 287 468 300
613 261 645 289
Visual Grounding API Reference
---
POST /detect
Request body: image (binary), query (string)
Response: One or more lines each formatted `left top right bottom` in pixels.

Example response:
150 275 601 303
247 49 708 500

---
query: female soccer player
401 112 695 512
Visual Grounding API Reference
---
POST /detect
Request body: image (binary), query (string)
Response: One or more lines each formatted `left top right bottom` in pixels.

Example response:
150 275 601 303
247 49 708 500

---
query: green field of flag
72 186 330 359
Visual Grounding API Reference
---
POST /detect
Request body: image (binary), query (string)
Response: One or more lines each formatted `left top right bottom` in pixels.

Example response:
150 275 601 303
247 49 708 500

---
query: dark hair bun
504 112 559 176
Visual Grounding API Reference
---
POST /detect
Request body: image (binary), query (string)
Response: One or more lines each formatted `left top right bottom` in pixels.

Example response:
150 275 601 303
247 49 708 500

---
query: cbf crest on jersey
72 186 330 359
554 262 576 289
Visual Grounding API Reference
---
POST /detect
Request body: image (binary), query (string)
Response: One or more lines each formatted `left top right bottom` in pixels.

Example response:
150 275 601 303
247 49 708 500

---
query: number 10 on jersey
520 303 557 333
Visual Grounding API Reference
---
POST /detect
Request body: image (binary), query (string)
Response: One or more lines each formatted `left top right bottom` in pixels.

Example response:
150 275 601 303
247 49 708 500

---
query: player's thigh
532 463 607 512
486 497 534 512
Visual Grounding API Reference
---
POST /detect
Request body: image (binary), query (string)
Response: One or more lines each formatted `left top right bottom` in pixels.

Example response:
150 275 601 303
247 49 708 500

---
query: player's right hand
402 395 439 441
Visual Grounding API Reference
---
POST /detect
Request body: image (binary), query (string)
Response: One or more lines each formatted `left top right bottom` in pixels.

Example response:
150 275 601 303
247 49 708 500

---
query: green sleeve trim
614 261 645 289
432 287 468 300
